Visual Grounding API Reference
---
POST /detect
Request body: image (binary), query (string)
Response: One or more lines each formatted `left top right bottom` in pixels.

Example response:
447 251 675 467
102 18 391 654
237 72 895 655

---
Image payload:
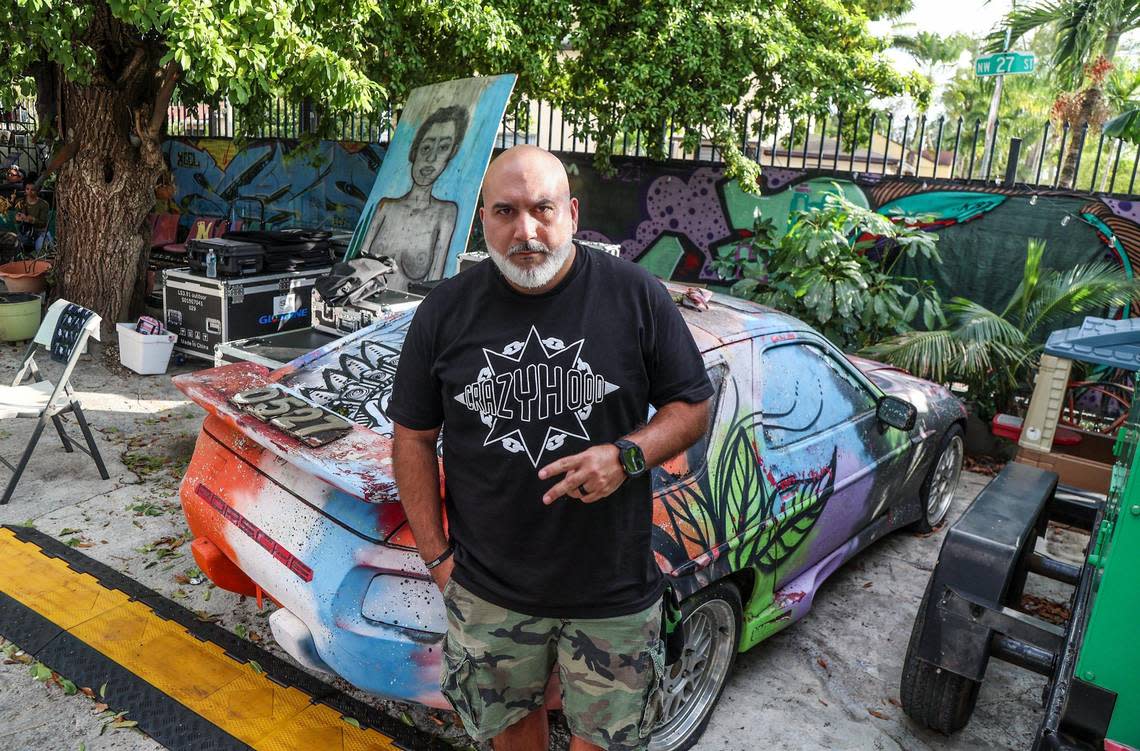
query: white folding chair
0 299 108 504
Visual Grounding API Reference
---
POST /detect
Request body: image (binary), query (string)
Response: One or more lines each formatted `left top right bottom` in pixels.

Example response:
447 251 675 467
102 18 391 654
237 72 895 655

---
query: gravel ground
0 343 1085 750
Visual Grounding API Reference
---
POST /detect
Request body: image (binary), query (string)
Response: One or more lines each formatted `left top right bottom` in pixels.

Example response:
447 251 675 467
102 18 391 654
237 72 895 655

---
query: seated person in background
14 184 49 253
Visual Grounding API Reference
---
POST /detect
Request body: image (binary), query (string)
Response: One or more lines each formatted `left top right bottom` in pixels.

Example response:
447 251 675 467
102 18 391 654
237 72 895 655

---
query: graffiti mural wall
561 153 1137 315
165 138 1140 314
163 138 385 232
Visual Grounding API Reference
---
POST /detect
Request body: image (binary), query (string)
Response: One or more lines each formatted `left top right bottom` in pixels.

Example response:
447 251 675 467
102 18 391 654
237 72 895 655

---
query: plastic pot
0 292 41 341
0 260 52 294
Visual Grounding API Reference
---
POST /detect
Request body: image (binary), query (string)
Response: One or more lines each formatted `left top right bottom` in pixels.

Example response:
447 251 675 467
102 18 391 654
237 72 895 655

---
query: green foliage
548 0 923 184
893 30 973 78
867 238 1138 416
987 0 1140 88
1 0 921 182
2 0 381 122
714 189 943 351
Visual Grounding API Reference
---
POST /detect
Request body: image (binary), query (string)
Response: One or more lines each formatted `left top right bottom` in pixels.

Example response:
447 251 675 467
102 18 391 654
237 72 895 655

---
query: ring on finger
578 483 590 496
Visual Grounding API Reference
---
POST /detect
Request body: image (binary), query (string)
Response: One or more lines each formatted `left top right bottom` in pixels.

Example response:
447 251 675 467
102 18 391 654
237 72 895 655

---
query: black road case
187 237 266 277
163 266 331 360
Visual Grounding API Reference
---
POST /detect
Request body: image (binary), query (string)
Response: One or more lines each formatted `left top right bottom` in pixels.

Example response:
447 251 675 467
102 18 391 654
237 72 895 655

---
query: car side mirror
877 395 917 431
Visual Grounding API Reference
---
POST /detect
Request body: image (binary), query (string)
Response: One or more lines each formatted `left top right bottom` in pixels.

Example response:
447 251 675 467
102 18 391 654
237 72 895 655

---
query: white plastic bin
117 322 178 375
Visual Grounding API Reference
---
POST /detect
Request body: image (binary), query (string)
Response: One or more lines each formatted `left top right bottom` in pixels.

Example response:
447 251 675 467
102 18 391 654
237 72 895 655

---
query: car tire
900 577 980 734
914 425 965 533
649 582 742 751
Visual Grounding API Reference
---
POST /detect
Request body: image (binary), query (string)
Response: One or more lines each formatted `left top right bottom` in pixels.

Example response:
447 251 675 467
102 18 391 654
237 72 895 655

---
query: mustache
507 240 552 256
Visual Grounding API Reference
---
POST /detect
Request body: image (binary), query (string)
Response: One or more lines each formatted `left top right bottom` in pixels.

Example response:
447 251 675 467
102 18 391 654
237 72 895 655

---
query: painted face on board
410 121 457 187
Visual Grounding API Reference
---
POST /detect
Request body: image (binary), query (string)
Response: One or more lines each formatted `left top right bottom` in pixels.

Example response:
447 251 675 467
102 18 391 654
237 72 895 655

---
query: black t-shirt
388 245 713 618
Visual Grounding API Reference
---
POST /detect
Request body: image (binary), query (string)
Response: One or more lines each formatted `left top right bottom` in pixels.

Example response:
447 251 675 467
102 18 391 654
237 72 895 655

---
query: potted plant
0 235 53 294
0 291 43 341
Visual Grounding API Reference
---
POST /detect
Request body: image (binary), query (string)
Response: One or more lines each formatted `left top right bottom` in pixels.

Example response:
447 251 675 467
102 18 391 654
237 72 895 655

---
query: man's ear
569 196 579 232
478 205 485 224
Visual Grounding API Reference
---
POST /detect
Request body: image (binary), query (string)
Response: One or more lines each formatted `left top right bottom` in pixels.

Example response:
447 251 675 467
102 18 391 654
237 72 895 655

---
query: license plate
229 386 353 447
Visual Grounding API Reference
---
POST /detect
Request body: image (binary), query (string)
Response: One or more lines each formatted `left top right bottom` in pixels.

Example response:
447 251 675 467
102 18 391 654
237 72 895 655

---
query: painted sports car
174 283 966 751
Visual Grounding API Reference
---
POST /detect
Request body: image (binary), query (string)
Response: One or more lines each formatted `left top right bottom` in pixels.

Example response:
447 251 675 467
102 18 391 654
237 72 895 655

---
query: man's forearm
392 432 448 562
626 399 710 469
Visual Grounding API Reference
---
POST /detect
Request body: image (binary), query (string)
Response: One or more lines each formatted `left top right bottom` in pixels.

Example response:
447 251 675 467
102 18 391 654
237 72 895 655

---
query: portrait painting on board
345 75 517 292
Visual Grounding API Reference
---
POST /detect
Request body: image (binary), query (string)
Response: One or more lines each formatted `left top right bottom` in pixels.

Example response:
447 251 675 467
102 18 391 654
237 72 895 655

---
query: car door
651 341 776 592
756 336 910 589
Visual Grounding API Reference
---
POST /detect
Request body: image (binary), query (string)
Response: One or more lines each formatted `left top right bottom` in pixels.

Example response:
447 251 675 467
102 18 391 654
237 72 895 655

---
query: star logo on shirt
454 326 620 466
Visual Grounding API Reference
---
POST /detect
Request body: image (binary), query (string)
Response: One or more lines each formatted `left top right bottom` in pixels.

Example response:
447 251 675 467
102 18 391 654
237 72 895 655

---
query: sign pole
981 1 1015 178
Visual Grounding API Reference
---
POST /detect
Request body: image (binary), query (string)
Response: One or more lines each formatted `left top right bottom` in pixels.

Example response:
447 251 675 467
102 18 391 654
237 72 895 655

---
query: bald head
482 145 571 205
479 145 579 293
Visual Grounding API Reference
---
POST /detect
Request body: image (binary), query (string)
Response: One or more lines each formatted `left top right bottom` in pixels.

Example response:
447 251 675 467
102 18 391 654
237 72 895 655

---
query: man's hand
539 444 625 505
429 555 454 593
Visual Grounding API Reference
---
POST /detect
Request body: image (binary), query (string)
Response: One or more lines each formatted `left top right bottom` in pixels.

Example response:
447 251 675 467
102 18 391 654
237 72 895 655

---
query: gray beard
489 238 574 289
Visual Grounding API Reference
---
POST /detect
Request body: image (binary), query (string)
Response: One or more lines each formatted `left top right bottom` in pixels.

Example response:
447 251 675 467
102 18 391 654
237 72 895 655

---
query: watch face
622 444 646 474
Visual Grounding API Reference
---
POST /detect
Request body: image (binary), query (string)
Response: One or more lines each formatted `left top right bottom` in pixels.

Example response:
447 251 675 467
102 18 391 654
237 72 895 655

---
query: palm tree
893 31 973 81
865 239 1137 417
990 1 1140 187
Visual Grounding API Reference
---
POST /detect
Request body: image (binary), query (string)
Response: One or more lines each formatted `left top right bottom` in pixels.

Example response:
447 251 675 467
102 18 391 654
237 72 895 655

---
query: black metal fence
156 97 1140 199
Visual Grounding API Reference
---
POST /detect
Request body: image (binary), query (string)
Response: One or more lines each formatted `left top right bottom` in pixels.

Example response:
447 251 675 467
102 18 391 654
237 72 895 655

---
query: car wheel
649 582 741 751
915 425 964 532
900 578 980 733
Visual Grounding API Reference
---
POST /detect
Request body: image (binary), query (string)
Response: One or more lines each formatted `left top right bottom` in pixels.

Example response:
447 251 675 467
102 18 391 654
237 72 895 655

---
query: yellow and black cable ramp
0 524 447 750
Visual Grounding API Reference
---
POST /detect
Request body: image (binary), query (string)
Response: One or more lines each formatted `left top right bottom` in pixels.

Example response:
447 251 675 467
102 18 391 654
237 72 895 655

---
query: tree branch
116 46 148 88
147 60 181 139
34 140 79 188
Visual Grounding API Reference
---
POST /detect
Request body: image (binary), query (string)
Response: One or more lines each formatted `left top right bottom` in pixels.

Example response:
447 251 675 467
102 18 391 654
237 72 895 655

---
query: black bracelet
424 543 455 570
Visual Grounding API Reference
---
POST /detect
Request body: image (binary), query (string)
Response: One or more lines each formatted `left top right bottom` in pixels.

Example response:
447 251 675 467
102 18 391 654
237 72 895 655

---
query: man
14 184 49 254
389 145 712 751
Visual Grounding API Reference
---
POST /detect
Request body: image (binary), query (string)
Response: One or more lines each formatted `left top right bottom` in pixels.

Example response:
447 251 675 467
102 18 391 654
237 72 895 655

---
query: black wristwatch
613 438 647 478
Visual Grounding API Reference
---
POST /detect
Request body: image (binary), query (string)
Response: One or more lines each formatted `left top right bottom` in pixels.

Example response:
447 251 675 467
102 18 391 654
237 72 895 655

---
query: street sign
975 52 1036 77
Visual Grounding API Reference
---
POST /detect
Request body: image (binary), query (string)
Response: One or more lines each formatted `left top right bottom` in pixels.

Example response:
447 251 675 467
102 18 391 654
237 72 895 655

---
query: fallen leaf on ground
869 709 888 720
862 582 873 588
888 697 901 707
817 658 828 670
93 702 109 713
1020 594 1071 626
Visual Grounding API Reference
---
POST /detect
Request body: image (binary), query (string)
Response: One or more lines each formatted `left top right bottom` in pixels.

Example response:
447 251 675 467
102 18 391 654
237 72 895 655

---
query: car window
760 343 878 448
651 364 726 487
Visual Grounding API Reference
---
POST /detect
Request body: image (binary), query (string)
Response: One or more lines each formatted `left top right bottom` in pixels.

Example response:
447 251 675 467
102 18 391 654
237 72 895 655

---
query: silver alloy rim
650 599 736 751
927 434 964 526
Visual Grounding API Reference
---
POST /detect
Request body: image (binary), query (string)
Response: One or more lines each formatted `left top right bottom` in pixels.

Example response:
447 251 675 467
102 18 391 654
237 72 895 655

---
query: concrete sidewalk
0 343 1076 750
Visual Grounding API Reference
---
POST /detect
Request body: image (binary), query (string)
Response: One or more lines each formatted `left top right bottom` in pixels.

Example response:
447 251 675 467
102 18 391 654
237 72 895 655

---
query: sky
894 0 1009 38
869 0 1019 108
871 0 1010 78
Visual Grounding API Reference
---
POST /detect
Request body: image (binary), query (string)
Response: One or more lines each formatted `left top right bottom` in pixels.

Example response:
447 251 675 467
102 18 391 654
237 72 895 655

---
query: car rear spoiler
173 361 401 503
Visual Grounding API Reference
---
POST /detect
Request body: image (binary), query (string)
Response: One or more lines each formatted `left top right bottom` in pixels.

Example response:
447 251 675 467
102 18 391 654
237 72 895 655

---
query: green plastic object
1075 403 1140 746
0 293 41 342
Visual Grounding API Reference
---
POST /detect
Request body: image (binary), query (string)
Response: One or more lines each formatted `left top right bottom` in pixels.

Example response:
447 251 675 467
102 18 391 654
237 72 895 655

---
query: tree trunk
1057 87 1105 190
54 79 163 337
46 1 172 339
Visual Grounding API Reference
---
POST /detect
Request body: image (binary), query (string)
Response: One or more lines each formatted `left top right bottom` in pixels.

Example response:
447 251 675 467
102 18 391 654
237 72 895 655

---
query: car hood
846 354 965 421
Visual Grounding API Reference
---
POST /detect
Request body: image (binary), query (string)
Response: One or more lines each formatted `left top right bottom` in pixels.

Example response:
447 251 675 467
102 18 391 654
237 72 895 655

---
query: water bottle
205 248 217 279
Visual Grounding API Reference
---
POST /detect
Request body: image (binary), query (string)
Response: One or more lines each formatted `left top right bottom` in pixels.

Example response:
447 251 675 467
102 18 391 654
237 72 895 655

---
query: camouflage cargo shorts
440 578 664 750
